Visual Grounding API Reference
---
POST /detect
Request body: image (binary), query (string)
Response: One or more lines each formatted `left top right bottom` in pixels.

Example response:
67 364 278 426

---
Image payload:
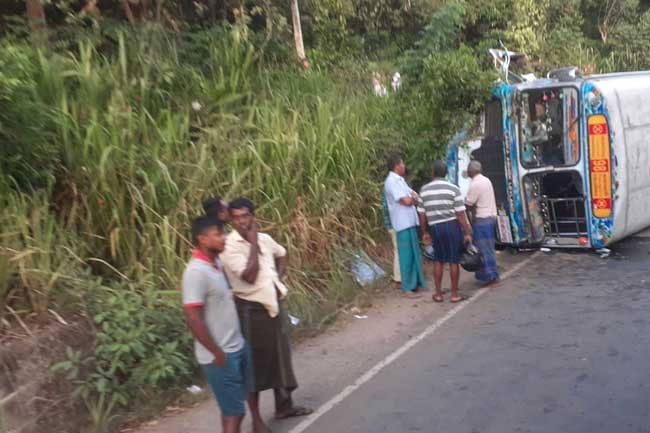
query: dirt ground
0 319 92 433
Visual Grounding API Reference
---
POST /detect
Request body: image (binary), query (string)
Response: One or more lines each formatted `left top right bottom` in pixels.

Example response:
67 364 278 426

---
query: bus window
519 88 580 168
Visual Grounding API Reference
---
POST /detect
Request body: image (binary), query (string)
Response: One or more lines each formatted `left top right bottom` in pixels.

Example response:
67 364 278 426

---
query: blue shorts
200 345 253 417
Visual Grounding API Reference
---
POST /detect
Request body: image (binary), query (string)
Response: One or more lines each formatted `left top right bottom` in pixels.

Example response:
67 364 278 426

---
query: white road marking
288 252 540 433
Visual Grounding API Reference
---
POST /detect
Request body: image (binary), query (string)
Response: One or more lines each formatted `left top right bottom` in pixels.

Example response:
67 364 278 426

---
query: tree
593 0 638 42
25 0 46 32
290 0 307 66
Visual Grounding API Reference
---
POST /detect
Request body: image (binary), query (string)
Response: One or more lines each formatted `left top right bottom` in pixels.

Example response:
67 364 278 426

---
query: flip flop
402 292 422 299
449 295 466 303
432 294 444 303
275 406 313 420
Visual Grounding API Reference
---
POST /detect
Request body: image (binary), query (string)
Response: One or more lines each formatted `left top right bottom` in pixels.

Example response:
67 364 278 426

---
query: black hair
191 215 224 245
432 160 448 178
202 196 225 216
229 197 255 214
387 153 403 172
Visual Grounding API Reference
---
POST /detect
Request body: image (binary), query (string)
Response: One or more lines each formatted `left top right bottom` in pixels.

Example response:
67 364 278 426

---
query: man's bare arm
241 224 261 284
456 211 473 244
184 306 225 366
240 242 260 284
275 253 288 279
418 211 429 239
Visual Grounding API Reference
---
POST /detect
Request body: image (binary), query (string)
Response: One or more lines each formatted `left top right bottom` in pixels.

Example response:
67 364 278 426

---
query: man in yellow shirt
220 198 312 432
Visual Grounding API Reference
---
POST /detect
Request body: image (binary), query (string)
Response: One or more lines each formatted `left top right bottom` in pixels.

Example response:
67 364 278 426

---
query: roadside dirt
0 318 92 433
133 249 527 433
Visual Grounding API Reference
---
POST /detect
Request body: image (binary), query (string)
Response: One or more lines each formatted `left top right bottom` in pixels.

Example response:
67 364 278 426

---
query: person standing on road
220 198 313 431
465 160 500 286
418 160 473 303
182 216 253 433
384 154 426 298
382 191 401 289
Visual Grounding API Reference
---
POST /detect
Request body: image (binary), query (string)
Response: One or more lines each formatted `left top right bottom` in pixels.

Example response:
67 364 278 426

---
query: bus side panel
591 76 650 243
616 83 650 238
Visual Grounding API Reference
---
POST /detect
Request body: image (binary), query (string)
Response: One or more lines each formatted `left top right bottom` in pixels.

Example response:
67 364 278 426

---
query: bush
53 282 192 413
396 40 495 184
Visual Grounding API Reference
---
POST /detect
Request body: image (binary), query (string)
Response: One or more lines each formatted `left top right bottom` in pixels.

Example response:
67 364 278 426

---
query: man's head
387 153 406 176
202 196 230 223
191 215 226 255
229 197 256 236
432 160 448 179
467 160 482 178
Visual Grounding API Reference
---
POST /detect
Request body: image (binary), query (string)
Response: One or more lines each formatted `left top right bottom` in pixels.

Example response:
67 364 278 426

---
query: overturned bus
449 62 650 249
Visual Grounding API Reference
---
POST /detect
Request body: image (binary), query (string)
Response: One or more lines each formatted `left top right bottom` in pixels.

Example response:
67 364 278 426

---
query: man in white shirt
384 154 426 298
465 160 500 286
220 198 312 430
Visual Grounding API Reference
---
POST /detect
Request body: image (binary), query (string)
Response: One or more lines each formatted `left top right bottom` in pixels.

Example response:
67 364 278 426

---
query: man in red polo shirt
182 215 267 433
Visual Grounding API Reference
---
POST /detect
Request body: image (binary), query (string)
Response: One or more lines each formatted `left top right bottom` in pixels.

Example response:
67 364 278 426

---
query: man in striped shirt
417 160 473 303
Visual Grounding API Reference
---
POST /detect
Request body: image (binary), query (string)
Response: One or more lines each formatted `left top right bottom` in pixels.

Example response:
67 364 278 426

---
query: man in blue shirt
384 154 426 298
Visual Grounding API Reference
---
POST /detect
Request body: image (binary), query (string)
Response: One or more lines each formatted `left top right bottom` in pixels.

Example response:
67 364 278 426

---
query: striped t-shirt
417 179 466 226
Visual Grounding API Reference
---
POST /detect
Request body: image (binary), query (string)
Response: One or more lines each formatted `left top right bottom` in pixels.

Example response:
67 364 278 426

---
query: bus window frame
517 85 582 169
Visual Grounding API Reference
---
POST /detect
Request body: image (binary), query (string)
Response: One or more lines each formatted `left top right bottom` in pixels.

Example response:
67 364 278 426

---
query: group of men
383 155 500 303
182 198 312 433
182 156 498 432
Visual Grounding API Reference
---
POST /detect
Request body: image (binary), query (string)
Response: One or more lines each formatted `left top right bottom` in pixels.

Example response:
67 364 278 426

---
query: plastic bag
351 251 386 286
460 244 483 272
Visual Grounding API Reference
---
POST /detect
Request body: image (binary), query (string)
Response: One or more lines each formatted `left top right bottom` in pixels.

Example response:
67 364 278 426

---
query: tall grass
1 24 387 330
0 24 392 430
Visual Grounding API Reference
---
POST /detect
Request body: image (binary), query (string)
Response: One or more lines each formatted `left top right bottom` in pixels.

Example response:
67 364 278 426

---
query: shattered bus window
519 88 580 168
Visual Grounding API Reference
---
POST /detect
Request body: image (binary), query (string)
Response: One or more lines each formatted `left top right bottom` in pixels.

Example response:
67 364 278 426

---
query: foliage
1 24 389 429
52 283 192 423
607 10 650 69
395 44 495 185
0 42 65 190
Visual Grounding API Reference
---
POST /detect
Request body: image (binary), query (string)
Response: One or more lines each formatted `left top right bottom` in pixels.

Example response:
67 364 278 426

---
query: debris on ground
596 247 611 258
186 385 202 395
351 251 385 286
288 314 301 326
353 315 369 320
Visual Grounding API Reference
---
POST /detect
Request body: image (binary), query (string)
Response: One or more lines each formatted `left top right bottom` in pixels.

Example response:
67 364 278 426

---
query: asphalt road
294 234 650 433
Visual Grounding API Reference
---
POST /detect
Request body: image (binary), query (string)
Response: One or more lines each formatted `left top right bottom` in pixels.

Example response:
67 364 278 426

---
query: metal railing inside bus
540 196 588 237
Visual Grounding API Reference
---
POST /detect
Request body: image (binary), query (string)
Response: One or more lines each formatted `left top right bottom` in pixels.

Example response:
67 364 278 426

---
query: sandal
450 295 466 303
432 294 444 303
275 406 313 419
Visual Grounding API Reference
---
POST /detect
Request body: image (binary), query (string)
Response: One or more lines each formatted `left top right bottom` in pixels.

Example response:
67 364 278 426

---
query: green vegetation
2 0 650 431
